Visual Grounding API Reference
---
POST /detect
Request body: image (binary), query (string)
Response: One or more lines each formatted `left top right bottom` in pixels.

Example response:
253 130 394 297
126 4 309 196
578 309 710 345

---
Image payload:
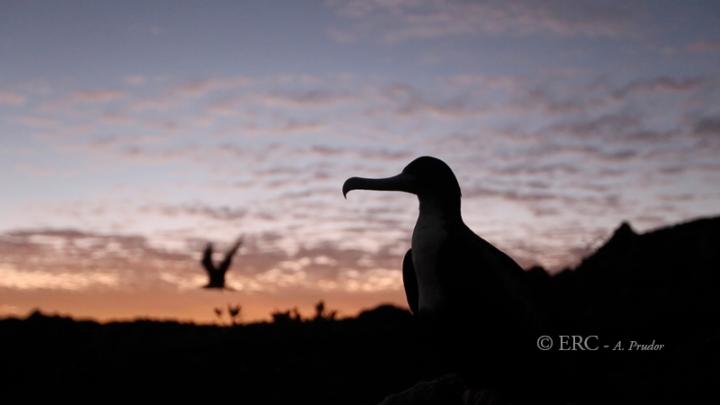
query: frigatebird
343 156 547 396
201 237 243 289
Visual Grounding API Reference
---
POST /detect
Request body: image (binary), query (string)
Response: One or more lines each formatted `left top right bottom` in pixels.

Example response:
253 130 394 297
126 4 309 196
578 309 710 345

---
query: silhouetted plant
227 304 241 325
214 307 223 324
271 310 292 324
313 300 338 321
291 307 302 322
314 300 326 320
271 306 303 324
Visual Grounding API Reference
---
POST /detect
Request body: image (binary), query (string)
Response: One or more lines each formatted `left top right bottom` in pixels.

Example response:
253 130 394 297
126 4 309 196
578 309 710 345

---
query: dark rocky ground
1 305 438 404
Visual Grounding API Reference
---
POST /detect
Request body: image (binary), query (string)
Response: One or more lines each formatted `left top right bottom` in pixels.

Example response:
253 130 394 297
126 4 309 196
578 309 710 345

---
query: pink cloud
66 89 126 104
0 90 26 106
687 40 720 53
173 76 252 97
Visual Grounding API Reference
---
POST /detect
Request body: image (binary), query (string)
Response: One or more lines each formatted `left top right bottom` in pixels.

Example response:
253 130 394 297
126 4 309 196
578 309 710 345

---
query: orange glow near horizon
0 285 408 324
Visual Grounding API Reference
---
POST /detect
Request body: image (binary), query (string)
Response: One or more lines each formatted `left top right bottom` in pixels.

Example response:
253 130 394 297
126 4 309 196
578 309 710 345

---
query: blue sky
1 0 719 322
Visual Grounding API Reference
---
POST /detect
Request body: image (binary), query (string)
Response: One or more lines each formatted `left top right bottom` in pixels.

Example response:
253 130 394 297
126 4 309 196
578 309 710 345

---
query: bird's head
343 156 461 205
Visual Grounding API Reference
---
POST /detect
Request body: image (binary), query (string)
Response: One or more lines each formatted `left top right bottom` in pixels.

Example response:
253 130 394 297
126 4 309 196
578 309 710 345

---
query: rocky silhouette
201 237 243 289
377 216 720 404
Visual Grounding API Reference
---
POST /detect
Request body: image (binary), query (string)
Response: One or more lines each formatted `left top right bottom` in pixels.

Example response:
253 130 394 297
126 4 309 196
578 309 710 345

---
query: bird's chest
411 216 449 312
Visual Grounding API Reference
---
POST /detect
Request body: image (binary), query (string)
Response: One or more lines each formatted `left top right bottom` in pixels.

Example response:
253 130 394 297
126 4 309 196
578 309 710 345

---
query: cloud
0 227 408 294
172 76 252 98
141 203 248 222
8 231 206 290
123 75 146 86
0 229 190 291
65 89 126 104
547 113 642 139
4 70 719 280
257 89 351 108
687 40 720 53
611 77 705 100
692 116 720 137
326 0 639 43
35 89 127 115
444 74 523 91
14 115 61 128
0 90 26 106
373 83 483 118
464 183 623 214
127 76 253 112
500 76 708 118
0 265 119 290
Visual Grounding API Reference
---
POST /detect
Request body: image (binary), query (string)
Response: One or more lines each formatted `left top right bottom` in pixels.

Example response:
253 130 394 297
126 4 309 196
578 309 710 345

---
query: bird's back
423 224 546 389
434 224 532 320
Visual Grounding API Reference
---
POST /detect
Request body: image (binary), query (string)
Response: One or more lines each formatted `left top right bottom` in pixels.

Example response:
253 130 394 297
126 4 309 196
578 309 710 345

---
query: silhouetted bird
343 156 548 399
201 237 243 289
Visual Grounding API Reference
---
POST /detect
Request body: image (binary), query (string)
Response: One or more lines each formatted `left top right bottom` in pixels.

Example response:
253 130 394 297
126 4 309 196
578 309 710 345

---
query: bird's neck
418 196 462 224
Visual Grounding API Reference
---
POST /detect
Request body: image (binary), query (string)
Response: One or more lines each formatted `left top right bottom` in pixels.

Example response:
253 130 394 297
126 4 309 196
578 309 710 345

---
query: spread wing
218 238 243 274
402 249 419 315
201 243 215 275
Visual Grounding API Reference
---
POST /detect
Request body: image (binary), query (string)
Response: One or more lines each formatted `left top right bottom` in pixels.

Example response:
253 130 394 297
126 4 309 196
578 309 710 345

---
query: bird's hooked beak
342 173 417 198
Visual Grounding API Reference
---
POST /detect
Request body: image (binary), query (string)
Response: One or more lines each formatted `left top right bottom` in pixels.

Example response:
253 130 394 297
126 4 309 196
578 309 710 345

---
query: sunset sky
1 0 719 323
